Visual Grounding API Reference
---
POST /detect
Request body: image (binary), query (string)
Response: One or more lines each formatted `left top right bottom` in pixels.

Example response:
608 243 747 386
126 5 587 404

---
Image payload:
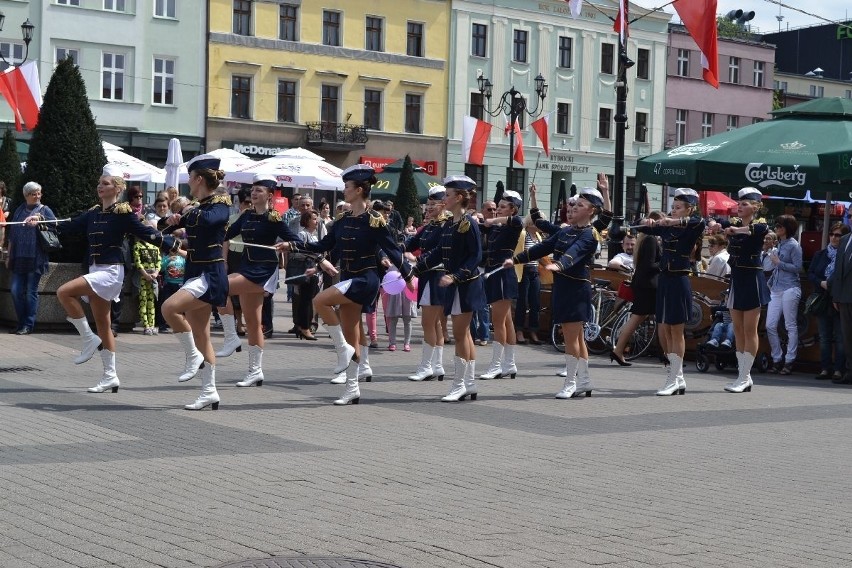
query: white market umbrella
274 147 325 161
164 137 183 188
225 155 344 190
177 148 256 183
102 141 167 183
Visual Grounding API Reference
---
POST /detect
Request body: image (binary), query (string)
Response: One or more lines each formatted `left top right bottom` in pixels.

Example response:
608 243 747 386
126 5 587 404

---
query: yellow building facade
207 0 449 176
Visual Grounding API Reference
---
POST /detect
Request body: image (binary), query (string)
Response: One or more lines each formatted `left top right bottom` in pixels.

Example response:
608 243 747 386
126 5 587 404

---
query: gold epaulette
368 209 386 228
267 209 282 223
435 211 452 223
88 204 101 212
458 217 471 233
592 227 602 242
335 211 351 221
113 202 133 214
211 195 232 206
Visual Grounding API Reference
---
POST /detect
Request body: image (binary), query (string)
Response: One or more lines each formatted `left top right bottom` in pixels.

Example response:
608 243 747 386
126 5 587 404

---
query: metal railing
305 122 368 147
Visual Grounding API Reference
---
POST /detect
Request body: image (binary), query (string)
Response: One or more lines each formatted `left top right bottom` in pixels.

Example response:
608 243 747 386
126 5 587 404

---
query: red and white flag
530 112 552 157
504 115 525 166
0 61 42 131
565 0 583 18
674 0 719 88
461 115 492 166
613 0 628 43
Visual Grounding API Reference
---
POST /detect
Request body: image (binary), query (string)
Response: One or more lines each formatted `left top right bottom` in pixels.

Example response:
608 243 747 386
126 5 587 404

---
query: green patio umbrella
370 159 442 202
818 149 852 183
636 97 852 199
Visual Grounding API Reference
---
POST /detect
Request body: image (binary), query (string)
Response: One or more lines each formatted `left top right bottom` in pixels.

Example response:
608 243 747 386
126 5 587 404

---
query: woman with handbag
6 182 57 335
610 212 664 366
764 214 803 375
807 222 849 380
25 168 176 393
213 174 308 388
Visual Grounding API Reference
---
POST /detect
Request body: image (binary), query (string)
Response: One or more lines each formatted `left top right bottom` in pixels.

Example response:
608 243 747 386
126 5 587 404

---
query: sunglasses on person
129 194 142 200
830 232 845 238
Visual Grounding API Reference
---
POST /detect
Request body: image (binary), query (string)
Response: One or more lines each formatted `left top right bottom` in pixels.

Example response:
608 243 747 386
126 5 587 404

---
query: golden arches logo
374 180 391 189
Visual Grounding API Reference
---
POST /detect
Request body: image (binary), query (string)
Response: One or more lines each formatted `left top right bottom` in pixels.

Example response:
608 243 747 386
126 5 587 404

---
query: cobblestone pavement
2 292 852 568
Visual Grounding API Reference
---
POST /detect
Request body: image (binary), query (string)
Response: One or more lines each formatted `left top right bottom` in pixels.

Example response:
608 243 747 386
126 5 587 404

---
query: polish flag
505 116 525 166
530 112 552 157
462 115 492 166
674 0 719 88
0 61 42 131
614 0 628 42
565 0 583 18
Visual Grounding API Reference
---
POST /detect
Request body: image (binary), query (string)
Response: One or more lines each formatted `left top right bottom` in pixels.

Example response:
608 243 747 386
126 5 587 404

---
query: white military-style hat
501 190 523 207
428 185 446 200
252 174 278 189
341 164 376 182
673 187 699 205
737 187 763 201
577 187 604 208
442 175 477 190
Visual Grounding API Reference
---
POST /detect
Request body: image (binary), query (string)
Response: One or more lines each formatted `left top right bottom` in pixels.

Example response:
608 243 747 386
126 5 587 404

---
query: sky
662 0 851 35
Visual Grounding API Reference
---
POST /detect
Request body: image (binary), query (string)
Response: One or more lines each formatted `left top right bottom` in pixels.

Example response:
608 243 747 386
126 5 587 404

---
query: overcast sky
662 0 851 35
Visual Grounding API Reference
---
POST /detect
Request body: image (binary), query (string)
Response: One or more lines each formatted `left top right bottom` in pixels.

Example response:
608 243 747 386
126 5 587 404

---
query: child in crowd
133 236 162 335
382 284 418 352
158 245 187 333
706 293 734 349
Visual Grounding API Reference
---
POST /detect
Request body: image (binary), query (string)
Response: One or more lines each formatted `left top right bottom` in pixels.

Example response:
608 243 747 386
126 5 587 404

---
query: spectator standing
829 228 852 384
810 222 851 380
292 209 322 340
765 214 803 375
470 200 496 346
514 218 543 345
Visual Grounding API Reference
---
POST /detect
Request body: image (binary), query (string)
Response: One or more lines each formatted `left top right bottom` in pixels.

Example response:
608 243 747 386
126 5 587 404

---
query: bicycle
608 305 658 361
551 278 624 354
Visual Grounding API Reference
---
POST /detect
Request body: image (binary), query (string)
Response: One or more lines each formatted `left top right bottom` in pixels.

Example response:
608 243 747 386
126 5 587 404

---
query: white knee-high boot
175 331 205 382
236 345 264 387
501 344 517 379
67 316 101 365
408 344 435 381
326 324 356 374
479 343 504 379
432 345 445 381
656 353 680 396
184 363 219 410
357 345 372 381
463 359 477 400
88 349 119 393
575 358 593 396
215 314 242 357
443 357 472 402
333 360 360 405
555 355 580 399
726 352 754 393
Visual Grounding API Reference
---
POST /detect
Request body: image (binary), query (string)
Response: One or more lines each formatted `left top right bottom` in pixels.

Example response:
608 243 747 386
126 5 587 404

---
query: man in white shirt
608 233 635 271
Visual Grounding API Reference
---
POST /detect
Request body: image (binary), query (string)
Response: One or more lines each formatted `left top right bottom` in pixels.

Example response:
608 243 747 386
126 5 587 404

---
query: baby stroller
695 291 770 373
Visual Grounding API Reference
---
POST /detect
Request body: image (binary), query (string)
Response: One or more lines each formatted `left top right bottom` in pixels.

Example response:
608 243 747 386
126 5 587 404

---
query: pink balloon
404 277 418 302
381 271 406 295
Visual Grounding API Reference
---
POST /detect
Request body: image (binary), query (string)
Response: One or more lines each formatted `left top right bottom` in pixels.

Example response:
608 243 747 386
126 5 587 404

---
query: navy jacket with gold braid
636 215 706 273
225 208 303 265
481 215 523 269
514 225 597 281
57 201 175 265
175 194 231 264
727 222 769 270
416 213 482 283
404 214 449 274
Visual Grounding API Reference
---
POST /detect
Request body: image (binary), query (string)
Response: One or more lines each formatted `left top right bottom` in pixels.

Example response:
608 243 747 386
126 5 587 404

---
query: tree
395 155 422 225
24 57 105 219
0 129 21 206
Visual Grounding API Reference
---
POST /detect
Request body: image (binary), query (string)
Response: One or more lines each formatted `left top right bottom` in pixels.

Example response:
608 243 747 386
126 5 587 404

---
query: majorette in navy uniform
32 164 177 394
279 164 413 405
161 154 231 411
214 174 306 389
635 187 706 396
414 175 485 402
406 185 451 382
479 189 524 380
723 186 770 394
511 187 602 399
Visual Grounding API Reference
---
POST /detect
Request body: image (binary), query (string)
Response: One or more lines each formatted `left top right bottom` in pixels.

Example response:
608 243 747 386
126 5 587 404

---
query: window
278 80 296 122
809 84 824 97
506 168 525 196
104 0 126 11
558 36 572 69
752 117 764 124
469 92 484 120
675 109 687 146
233 0 252 36
101 52 125 100
601 43 614 74
676 49 690 77
155 0 176 18
57 0 80 5
472 23 487 57
366 16 383 52
636 48 650 80
513 29 528 63
279 5 298 41
598 107 613 139
231 76 252 118
634 112 648 142
557 102 571 134
701 112 713 138
846 89 852 99
364 89 382 130
321 84 339 125
152 57 174 105
726 115 738 131
323 11 341 46
774 80 788 91
0 43 24 71
55 47 79 66
753 61 764 87
405 94 422 134
464 164 485 189
407 22 424 57
728 56 740 84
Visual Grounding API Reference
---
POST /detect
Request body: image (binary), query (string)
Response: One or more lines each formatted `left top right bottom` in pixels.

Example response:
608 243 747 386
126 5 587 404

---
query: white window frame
154 0 176 18
558 36 573 69
728 56 740 84
104 0 126 11
675 109 688 146
365 15 384 52
676 49 690 77
727 115 739 131
152 57 175 106
701 112 713 138
471 22 488 58
634 110 649 142
363 88 383 131
753 61 764 87
0 42 24 71
404 92 423 134
598 106 614 140
556 101 572 136
512 26 530 64
101 51 126 101
57 0 81 5
55 47 80 66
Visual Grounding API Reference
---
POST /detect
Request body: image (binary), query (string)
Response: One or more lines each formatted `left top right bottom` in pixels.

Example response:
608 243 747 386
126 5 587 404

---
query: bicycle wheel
587 298 614 355
551 323 564 352
610 309 658 361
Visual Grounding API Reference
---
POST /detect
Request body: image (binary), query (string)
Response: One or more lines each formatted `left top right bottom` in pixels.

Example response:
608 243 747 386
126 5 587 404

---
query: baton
484 265 507 278
241 242 279 251
1 218 71 225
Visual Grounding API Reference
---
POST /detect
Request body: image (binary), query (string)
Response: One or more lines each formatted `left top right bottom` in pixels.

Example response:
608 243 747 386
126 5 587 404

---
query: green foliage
0 129 20 205
395 155 422 225
24 57 105 219
716 16 756 40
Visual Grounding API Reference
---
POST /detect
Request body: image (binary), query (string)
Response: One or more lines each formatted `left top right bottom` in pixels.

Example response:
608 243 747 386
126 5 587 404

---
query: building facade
207 0 449 177
764 21 852 81
446 0 671 217
0 0 206 164
773 71 852 107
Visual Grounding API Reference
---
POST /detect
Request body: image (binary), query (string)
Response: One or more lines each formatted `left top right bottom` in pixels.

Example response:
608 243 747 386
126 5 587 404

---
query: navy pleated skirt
334 270 381 312
552 276 592 324
728 268 770 311
443 277 486 316
185 262 229 308
484 267 519 303
417 270 449 307
656 272 692 325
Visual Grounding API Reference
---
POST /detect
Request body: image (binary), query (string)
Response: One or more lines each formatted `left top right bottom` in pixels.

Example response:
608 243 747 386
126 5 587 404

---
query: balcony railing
305 122 368 150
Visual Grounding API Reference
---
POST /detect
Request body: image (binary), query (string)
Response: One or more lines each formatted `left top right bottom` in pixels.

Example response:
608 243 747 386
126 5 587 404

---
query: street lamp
0 13 35 68
477 72 548 194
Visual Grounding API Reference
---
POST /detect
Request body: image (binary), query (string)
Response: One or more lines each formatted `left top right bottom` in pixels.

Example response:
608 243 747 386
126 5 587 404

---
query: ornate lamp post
0 13 35 68
477 72 548 194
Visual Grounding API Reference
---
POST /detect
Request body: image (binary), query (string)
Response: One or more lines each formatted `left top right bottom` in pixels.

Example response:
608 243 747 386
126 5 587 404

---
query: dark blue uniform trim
177 195 231 306
226 209 302 285
728 222 771 310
